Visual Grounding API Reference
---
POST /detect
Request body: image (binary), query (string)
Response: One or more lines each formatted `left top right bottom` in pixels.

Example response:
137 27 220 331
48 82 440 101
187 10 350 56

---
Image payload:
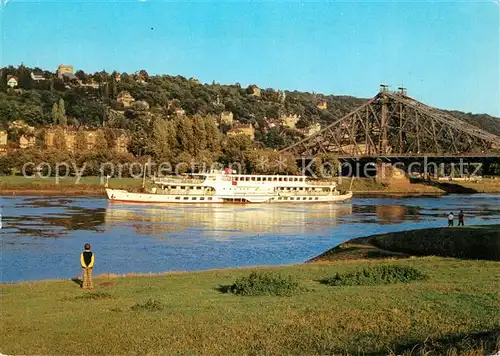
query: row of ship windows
277 187 327 191
162 186 214 191
232 176 305 182
277 197 320 201
173 196 213 201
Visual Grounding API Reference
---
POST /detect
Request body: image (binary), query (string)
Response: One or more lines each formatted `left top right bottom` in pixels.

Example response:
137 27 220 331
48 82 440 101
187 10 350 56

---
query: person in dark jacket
80 243 95 289
458 210 465 226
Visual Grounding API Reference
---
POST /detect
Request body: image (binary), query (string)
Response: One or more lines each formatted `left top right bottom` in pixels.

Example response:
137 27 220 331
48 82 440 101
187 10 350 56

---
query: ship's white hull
106 189 353 204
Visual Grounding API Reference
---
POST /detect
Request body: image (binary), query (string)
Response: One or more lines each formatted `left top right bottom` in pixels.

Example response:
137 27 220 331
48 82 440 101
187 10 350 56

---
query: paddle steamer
106 170 353 204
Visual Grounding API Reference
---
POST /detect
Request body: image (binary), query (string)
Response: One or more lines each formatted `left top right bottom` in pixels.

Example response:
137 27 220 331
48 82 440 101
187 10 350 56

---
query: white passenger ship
106 170 353 204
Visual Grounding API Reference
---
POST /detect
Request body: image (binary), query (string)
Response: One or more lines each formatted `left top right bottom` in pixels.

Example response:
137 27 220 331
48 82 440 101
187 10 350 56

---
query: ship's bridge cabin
202 169 336 188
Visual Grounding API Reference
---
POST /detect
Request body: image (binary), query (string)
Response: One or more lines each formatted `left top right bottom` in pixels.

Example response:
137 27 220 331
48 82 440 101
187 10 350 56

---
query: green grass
0 175 142 194
130 298 166 312
319 265 427 286
1 258 500 355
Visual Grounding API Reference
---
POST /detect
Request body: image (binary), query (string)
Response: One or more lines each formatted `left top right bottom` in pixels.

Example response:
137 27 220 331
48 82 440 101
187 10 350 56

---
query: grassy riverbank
1 226 500 355
1 175 499 196
310 225 500 262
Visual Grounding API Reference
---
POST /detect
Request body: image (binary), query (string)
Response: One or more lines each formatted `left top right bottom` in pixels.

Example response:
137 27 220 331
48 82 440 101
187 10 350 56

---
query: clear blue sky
1 0 499 116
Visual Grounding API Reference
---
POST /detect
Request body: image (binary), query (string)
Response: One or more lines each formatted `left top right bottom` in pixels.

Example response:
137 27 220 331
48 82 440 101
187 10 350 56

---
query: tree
221 135 252 168
150 118 177 162
18 64 32 89
111 72 117 98
203 116 221 153
58 98 67 125
192 115 207 156
51 103 59 124
75 131 88 151
176 116 195 155
94 130 108 152
75 70 88 82
53 128 67 150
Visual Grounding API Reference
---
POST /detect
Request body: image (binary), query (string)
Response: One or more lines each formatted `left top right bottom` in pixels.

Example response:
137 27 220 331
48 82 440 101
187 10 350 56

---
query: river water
1 194 499 282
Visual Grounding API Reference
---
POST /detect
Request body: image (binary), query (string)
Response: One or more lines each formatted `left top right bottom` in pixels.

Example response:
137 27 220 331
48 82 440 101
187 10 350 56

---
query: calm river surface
1 194 499 282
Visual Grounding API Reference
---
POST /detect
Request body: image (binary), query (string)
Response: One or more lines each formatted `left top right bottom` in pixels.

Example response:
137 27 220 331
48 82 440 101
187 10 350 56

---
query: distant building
220 111 234 126
19 135 36 149
317 101 328 110
281 114 300 129
9 120 35 133
57 64 74 79
278 90 286 103
113 73 121 82
30 72 46 81
61 72 80 84
0 130 8 155
44 129 56 148
174 107 186 116
114 131 130 153
247 85 261 97
227 124 255 141
0 130 7 146
43 126 130 153
117 91 135 108
7 76 18 88
133 100 150 111
299 123 321 137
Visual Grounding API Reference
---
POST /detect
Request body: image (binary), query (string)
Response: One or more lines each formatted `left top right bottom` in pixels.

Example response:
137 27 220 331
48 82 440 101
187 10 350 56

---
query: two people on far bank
80 243 95 289
448 210 465 227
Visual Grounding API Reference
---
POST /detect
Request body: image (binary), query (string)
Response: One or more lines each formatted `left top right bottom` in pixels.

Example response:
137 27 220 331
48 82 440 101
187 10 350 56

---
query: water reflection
1 197 106 238
376 205 418 224
104 203 354 240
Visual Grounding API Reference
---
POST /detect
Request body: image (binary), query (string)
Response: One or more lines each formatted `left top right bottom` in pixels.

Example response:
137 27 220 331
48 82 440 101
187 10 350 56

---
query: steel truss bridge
280 86 500 160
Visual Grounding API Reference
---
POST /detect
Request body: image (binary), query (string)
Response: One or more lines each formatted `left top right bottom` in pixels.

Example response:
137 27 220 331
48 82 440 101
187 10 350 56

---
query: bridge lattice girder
280 91 500 158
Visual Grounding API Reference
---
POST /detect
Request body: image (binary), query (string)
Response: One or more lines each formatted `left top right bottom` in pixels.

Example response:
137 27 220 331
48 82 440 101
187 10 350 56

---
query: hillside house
174 107 186 116
114 131 130 153
117 91 135 108
7 76 18 88
317 101 328 110
114 73 121 82
9 120 35 133
19 135 36 149
247 85 261 97
30 72 46 81
44 127 76 150
220 111 234 126
281 114 300 129
133 100 150 111
299 123 322 137
57 64 74 79
0 130 8 155
61 72 81 86
227 124 255 141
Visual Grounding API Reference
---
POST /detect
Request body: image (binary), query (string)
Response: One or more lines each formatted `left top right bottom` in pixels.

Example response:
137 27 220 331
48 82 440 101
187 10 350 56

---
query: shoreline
308 224 500 262
0 189 451 197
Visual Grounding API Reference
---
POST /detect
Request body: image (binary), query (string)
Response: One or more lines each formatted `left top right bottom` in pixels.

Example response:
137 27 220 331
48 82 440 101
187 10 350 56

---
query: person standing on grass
458 210 465 226
448 212 454 227
80 243 95 289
